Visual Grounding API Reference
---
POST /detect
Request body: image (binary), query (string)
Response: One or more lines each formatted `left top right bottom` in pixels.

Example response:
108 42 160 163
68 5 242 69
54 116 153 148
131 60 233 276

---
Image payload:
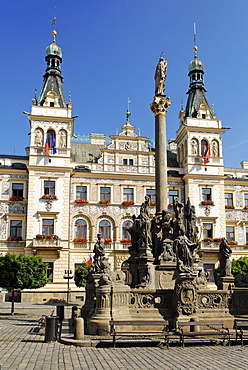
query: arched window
201 140 208 156
99 220 111 239
122 220 133 239
47 130 55 148
75 219 87 238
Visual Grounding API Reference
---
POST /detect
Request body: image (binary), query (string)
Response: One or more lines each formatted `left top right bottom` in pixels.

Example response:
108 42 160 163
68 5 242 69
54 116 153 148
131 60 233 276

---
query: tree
74 263 92 287
214 256 248 283
0 254 48 314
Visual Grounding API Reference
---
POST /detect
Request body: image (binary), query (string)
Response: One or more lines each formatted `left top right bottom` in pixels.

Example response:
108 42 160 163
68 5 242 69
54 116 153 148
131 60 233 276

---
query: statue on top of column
154 55 167 96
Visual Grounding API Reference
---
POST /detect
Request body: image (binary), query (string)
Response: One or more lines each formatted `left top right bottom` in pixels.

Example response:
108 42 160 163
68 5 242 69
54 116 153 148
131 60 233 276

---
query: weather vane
193 22 198 58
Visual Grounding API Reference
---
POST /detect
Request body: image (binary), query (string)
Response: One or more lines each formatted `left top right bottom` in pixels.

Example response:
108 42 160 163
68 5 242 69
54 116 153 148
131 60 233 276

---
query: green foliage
231 256 248 276
214 256 248 282
74 263 91 287
0 253 48 291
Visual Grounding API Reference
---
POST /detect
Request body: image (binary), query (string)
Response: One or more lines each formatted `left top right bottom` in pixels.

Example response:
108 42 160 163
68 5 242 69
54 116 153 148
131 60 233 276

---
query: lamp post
63 269 73 305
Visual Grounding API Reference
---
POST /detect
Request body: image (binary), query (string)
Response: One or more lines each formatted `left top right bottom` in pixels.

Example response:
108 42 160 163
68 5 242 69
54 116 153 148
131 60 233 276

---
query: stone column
150 96 171 213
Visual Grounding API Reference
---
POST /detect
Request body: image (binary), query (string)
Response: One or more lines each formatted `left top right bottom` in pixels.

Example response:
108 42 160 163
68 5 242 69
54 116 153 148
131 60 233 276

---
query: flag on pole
86 255 93 264
44 137 49 154
51 17 56 25
203 146 210 164
52 136 57 154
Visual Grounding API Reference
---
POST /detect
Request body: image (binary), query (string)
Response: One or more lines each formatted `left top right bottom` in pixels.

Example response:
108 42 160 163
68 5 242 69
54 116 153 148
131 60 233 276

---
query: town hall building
1 31 248 303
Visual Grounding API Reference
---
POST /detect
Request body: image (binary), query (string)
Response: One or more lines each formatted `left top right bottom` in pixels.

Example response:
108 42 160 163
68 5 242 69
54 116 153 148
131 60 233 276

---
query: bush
214 256 248 283
74 263 92 287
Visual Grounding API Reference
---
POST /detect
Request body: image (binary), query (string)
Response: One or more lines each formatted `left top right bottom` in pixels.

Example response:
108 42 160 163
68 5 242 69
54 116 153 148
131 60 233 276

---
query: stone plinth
217 276 235 291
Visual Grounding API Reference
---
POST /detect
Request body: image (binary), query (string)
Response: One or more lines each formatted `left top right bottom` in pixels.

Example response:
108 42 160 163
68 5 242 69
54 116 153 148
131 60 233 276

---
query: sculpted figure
59 130 67 148
35 128 43 147
128 215 139 257
219 238 232 277
93 233 105 273
212 140 218 157
138 195 152 248
154 57 167 95
184 198 198 243
173 234 198 273
191 139 198 155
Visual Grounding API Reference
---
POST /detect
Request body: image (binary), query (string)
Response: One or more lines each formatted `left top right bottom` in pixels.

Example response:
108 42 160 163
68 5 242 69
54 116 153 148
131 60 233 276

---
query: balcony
33 236 61 248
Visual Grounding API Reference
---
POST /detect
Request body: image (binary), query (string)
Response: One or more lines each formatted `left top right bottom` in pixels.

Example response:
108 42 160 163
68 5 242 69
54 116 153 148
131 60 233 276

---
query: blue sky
1 1 247 168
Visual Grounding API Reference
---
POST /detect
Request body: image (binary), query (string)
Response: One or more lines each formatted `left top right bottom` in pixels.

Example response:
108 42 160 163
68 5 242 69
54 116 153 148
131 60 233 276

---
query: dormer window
202 114 206 119
123 159 127 165
129 159 133 165
50 102 54 107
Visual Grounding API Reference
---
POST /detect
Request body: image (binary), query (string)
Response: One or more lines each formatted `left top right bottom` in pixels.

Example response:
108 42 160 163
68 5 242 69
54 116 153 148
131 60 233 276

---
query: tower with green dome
38 30 66 108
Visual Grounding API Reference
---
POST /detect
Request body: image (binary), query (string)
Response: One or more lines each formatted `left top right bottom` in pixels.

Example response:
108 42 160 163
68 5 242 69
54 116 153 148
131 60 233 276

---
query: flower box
104 238 112 244
200 200 214 206
212 238 222 243
120 238 131 244
7 236 22 241
35 234 58 240
74 199 89 204
41 194 57 200
225 205 234 209
150 201 156 207
202 238 212 242
168 203 173 208
228 241 238 246
244 205 248 210
99 199 111 205
121 201 134 206
10 196 24 201
73 237 88 243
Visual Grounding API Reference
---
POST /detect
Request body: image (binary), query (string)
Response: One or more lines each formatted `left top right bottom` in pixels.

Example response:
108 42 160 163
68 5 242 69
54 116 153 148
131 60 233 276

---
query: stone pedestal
88 282 131 336
217 276 235 291
155 262 179 290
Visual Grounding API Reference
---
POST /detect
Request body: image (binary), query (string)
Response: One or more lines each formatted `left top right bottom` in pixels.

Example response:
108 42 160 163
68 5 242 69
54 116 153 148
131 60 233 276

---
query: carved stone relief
113 185 121 203
107 155 114 164
90 185 98 202
236 191 243 208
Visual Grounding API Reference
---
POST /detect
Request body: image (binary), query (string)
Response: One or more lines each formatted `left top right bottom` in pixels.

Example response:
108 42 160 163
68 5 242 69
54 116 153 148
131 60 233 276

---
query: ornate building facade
0 32 248 302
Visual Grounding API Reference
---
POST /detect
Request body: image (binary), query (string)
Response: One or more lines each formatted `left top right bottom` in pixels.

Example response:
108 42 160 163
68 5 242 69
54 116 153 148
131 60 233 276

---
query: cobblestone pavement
1 317 248 370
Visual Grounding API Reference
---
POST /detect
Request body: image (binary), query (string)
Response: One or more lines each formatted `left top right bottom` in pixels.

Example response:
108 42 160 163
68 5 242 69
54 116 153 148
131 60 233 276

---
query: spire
37 30 66 108
185 25 214 119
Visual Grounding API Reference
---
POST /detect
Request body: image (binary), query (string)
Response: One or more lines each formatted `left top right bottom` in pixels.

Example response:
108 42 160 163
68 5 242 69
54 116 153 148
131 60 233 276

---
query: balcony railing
33 238 61 248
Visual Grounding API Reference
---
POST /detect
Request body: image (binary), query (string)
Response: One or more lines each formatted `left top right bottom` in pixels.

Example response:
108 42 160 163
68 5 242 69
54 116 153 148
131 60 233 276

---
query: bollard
44 316 59 342
71 306 78 319
74 317 84 339
190 316 200 332
56 305 64 322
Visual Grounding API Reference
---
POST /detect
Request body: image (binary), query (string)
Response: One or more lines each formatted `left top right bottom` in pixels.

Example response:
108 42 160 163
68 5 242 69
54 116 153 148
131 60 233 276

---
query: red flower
73 237 88 243
104 238 112 244
99 199 111 204
121 201 134 206
120 238 131 243
74 199 88 204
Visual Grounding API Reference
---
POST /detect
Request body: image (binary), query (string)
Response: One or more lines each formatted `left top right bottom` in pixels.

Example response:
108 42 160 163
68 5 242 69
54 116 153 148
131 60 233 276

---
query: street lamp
63 269 73 305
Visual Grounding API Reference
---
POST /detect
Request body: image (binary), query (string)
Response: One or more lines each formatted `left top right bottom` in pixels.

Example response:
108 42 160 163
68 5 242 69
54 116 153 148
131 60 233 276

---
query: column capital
150 96 171 116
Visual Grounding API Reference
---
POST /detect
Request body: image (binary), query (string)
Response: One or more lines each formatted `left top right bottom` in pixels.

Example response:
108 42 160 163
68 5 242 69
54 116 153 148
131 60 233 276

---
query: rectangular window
225 193 233 206
100 187 111 201
202 188 211 201
76 186 87 200
246 227 248 243
123 159 128 165
245 194 248 206
146 189 156 202
123 188 134 202
226 226 235 242
169 190 179 204
203 223 213 239
44 181 55 195
10 220 22 237
129 159 133 165
203 263 215 283
42 219 54 235
12 183 24 198
45 262 54 282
